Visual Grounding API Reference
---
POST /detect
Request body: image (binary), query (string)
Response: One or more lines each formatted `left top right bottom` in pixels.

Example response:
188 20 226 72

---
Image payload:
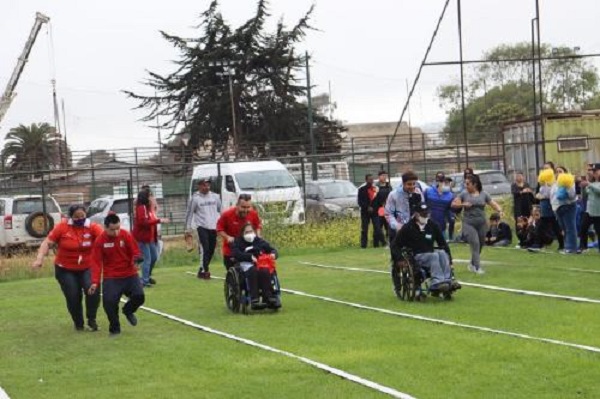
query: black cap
435 172 445 182
197 177 211 184
591 163 600 171
378 170 388 176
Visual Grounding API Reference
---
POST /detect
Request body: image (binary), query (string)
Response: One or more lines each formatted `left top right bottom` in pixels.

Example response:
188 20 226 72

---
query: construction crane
0 12 50 126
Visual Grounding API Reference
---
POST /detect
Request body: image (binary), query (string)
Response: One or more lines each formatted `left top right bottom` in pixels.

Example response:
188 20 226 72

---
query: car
87 195 164 254
0 195 62 253
304 180 359 220
88 196 133 231
448 170 511 197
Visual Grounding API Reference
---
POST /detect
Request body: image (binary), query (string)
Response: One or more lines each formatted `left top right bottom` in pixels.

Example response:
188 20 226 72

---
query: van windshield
235 170 297 190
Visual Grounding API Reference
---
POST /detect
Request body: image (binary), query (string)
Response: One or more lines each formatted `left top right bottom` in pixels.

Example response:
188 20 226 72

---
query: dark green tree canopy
125 0 344 161
438 42 600 144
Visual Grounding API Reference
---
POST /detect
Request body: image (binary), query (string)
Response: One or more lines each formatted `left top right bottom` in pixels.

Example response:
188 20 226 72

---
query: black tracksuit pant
197 226 217 272
360 210 384 248
245 266 273 301
102 276 145 333
54 265 100 329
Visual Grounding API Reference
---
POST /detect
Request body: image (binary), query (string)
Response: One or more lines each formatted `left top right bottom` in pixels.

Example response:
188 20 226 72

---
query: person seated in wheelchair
231 223 280 310
391 203 460 293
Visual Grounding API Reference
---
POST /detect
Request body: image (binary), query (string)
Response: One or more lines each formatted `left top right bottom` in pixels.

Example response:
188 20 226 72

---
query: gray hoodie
185 191 222 230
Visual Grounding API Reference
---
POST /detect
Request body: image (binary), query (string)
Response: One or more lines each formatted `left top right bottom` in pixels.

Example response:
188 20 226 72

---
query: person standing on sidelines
217 194 262 269
424 171 454 238
31 205 103 331
374 170 393 246
89 214 145 336
133 189 169 287
580 163 600 253
358 174 385 248
185 178 222 280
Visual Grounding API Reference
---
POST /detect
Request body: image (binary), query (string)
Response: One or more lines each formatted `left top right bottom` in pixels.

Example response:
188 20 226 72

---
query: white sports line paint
0 387 10 399
139 302 416 399
184 272 600 354
297 261 600 305
566 268 600 274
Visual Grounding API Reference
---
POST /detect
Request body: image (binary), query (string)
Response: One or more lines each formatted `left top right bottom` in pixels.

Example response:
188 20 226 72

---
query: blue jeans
138 242 158 285
555 203 577 252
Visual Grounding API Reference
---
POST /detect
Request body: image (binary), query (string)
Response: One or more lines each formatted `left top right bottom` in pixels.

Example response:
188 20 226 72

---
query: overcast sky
1 0 599 151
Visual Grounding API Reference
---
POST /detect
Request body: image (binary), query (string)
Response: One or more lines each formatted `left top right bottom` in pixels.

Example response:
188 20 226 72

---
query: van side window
211 176 222 195
0 200 4 216
225 175 235 193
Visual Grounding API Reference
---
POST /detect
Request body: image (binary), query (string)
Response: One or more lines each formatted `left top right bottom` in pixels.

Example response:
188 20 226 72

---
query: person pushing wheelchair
391 203 460 293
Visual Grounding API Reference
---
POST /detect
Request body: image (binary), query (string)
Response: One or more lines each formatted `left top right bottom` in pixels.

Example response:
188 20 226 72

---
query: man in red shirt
216 194 262 269
89 214 145 336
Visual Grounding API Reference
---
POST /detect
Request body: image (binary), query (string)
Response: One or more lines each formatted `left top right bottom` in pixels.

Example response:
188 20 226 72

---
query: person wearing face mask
32 204 104 331
217 194 262 270
424 171 454 238
391 204 458 293
357 174 385 248
232 223 279 310
88 213 145 336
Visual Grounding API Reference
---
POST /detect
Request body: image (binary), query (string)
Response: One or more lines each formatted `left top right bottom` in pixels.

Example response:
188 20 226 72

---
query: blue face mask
441 185 451 193
72 218 86 227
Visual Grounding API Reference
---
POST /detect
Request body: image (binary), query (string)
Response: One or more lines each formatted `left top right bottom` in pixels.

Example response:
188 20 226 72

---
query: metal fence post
90 151 96 199
300 157 306 212
41 171 48 232
386 136 391 175
422 134 428 181
351 137 356 183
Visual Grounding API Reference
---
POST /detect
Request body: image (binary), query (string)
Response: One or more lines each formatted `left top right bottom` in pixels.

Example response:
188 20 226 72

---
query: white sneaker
515 245 521 249
475 267 486 275
468 264 477 273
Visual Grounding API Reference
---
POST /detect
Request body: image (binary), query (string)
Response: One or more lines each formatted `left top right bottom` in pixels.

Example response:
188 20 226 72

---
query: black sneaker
149 278 157 285
109 329 121 337
124 312 138 326
250 300 267 310
451 280 462 290
87 319 99 332
267 296 281 309
74 324 85 332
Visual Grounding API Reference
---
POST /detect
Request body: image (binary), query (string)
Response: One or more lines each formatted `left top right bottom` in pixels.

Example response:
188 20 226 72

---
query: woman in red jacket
133 189 169 287
32 205 103 331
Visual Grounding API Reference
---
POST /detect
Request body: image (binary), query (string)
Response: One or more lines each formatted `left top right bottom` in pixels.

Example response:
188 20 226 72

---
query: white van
190 160 305 224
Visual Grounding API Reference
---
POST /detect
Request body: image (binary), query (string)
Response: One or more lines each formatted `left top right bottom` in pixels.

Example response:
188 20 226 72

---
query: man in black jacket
357 174 385 248
374 170 393 246
485 213 512 247
391 204 457 292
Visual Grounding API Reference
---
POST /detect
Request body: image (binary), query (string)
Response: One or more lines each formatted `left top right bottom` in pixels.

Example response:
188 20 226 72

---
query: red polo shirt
47 219 104 271
90 229 141 285
216 207 261 256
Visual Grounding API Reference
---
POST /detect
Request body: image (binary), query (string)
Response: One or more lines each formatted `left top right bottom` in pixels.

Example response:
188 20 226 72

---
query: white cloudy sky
1 0 599 151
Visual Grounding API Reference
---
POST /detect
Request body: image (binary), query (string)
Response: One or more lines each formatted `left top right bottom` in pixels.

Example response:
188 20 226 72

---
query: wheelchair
223 257 282 314
391 248 458 301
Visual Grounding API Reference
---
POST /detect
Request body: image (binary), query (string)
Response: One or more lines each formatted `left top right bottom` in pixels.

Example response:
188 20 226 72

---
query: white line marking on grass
184 272 600 355
0 386 10 399
138 302 417 399
565 268 600 274
297 262 600 304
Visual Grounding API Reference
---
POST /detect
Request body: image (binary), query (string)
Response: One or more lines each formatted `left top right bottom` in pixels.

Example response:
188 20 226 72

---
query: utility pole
306 52 317 181
457 0 469 167
208 60 239 159
535 0 545 161
61 98 69 168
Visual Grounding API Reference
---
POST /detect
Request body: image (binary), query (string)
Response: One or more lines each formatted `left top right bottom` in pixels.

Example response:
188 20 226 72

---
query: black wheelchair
224 261 282 314
391 248 459 301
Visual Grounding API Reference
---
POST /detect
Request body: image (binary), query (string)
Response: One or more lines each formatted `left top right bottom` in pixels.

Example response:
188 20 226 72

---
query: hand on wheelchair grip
396 260 408 269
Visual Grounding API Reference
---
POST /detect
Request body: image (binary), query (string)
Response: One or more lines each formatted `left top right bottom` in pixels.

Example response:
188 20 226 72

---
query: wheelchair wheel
224 268 242 313
392 261 417 301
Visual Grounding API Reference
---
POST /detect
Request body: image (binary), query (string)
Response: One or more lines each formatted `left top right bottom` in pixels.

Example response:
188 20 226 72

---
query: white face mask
243 233 256 243
441 185 451 193
417 216 429 225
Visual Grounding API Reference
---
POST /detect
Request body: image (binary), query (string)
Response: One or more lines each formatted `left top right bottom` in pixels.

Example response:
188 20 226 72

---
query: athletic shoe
527 247 541 253
124 312 138 327
451 280 462 290
430 282 450 293
203 271 211 280
87 319 98 332
74 324 85 332
475 268 486 275
515 245 521 249
468 264 477 273
197 271 205 279
267 296 281 309
559 250 577 255
251 300 267 310
149 278 157 285
109 329 121 337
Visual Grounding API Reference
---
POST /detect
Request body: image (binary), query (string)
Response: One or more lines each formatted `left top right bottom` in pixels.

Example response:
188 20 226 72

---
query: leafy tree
1 123 70 173
125 0 344 162
438 43 600 143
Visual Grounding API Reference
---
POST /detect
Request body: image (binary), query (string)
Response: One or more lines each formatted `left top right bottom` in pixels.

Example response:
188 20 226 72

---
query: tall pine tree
125 0 344 161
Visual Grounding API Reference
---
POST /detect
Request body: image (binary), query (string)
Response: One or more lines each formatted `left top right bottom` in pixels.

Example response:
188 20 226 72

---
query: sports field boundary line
184 272 600 354
136 302 415 399
0 386 10 399
296 261 600 304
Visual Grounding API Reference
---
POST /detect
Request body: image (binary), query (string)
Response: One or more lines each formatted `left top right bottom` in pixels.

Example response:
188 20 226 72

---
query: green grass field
1 241 600 398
